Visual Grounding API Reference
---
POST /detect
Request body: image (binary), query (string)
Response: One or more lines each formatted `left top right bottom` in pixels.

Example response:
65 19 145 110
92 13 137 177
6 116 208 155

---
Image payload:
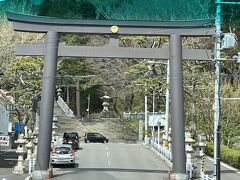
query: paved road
0 149 28 180
52 142 171 180
204 156 240 180
1 143 239 180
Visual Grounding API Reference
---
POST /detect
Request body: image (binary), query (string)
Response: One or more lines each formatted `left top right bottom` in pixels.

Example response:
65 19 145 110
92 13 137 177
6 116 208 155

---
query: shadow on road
0 150 17 168
52 167 169 180
75 167 169 173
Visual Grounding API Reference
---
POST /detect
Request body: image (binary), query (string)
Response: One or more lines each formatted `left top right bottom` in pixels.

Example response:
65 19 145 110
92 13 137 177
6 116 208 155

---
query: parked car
50 144 75 167
84 132 108 143
63 132 80 150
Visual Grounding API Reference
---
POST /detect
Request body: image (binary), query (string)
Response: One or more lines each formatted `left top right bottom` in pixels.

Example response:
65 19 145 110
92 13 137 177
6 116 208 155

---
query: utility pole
214 1 240 180
214 1 221 180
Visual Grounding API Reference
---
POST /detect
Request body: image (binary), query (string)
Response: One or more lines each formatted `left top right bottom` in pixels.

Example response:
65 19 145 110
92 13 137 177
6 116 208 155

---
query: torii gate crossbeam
7 12 214 180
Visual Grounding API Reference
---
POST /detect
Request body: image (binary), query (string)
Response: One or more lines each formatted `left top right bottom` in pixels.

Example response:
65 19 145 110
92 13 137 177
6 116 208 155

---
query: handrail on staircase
57 96 75 118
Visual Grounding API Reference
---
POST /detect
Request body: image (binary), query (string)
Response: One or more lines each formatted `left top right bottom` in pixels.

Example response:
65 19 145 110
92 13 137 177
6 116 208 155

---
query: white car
50 144 75 167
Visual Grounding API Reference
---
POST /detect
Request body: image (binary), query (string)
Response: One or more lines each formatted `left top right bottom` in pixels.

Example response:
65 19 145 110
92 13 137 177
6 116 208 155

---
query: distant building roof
0 89 14 104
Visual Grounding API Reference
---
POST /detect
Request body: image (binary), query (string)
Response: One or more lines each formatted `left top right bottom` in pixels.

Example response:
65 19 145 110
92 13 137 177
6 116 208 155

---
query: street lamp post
87 94 90 118
144 93 148 144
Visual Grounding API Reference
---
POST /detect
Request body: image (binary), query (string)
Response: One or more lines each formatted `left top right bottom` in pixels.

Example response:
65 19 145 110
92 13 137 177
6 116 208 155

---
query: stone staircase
54 102 138 143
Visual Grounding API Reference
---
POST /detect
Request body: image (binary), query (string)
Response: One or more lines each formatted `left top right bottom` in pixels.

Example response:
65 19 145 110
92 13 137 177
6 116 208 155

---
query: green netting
0 0 239 26
92 0 214 20
0 0 214 20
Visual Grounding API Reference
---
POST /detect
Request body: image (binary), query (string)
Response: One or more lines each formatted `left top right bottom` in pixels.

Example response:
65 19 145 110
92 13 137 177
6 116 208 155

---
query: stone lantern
99 94 112 118
13 134 27 174
24 126 28 138
51 116 58 148
194 141 206 178
185 136 196 178
167 128 172 151
57 88 62 97
32 126 39 160
24 130 34 165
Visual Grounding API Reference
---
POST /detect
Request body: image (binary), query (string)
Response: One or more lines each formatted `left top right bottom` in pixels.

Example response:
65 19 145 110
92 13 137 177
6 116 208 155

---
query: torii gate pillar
33 31 59 179
170 34 188 179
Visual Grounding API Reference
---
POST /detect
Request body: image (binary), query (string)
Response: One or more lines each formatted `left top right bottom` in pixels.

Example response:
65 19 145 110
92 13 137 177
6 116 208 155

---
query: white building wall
0 104 9 135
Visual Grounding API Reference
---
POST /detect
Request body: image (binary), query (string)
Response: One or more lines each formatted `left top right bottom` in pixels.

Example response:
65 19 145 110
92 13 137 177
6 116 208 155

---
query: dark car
63 132 80 150
84 132 108 143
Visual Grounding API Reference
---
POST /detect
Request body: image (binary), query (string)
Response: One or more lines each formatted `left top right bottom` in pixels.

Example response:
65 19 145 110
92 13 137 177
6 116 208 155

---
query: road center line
106 146 110 166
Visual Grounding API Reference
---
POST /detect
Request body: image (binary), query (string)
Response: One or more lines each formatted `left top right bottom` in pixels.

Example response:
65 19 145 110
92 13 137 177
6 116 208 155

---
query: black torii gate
7 12 214 180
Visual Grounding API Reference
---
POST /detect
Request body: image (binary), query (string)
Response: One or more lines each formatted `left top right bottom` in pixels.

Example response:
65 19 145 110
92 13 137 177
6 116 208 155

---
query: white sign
149 114 166 126
0 135 10 146
149 115 160 126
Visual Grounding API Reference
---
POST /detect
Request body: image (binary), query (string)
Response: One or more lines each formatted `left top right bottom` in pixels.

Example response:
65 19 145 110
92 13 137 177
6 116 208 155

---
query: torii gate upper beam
6 11 214 36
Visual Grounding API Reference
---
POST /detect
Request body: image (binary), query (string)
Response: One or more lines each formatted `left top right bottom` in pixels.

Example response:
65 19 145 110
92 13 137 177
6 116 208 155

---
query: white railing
151 141 172 166
186 163 194 179
150 141 195 179
201 173 214 180
28 159 36 174
57 96 74 118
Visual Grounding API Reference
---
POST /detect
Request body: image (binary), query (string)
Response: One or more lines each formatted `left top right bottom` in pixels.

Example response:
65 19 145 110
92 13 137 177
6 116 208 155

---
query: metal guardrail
57 96 74 118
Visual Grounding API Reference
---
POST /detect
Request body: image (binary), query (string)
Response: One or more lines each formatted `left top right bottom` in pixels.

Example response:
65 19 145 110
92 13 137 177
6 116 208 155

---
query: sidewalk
0 149 29 180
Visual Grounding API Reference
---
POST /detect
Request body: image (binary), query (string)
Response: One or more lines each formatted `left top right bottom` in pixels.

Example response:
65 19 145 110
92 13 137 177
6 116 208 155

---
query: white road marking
0 150 12 155
106 145 110 165
4 158 17 161
9 160 17 165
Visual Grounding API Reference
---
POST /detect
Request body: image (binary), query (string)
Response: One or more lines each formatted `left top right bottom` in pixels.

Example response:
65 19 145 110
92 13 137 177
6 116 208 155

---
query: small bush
205 142 240 169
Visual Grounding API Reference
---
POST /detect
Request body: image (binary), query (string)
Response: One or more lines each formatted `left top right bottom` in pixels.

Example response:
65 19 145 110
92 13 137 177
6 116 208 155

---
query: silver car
50 144 75 167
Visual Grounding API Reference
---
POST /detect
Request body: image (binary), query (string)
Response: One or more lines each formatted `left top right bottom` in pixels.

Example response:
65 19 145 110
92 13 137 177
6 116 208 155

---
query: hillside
54 102 139 143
